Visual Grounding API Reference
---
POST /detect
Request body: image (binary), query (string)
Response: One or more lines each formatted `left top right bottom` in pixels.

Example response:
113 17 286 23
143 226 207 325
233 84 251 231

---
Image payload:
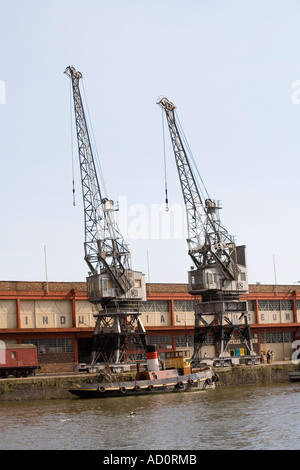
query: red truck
0 344 38 378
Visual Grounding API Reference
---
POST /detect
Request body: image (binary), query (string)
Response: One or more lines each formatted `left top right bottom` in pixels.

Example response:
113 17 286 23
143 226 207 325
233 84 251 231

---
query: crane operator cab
87 270 146 303
188 245 248 295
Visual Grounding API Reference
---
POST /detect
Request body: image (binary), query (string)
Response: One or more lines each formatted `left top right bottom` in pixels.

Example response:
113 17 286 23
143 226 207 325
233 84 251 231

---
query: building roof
0 280 299 295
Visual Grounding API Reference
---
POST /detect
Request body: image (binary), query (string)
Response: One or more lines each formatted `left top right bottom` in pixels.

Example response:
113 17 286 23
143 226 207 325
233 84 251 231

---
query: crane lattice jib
65 66 133 293
157 97 239 280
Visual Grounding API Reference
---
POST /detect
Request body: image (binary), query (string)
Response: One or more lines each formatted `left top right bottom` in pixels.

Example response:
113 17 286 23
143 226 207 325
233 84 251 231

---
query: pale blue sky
1 0 300 285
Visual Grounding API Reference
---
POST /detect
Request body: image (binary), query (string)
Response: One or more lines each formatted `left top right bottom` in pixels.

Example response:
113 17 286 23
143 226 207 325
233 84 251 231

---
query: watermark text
0 80 6 104
118 196 187 241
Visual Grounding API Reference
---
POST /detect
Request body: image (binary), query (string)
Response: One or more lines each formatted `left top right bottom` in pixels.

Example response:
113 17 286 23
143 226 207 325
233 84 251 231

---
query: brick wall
146 283 189 294
0 281 87 294
38 353 75 373
1 280 300 296
249 284 300 294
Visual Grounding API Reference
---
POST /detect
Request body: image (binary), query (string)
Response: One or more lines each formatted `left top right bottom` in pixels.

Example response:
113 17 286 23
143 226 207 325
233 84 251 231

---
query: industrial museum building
0 280 299 373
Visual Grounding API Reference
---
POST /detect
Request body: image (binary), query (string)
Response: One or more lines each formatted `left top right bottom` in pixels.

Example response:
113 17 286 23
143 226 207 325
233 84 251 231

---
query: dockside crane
157 97 258 366
65 66 146 368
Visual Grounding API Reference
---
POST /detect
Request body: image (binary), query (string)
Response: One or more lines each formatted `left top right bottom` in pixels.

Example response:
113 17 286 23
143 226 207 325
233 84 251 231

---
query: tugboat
68 346 218 399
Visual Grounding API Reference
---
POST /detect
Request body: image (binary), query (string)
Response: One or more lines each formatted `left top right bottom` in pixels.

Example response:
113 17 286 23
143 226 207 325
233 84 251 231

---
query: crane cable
82 80 108 199
161 107 169 212
69 79 76 206
175 110 210 203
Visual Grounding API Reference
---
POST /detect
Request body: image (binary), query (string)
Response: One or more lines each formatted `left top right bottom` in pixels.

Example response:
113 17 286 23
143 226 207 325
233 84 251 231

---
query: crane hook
165 190 169 212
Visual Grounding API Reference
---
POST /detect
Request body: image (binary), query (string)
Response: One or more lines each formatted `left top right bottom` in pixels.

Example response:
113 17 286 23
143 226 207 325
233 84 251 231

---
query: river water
1 382 299 451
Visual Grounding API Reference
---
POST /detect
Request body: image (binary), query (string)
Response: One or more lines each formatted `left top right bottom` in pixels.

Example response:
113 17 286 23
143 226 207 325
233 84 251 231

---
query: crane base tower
191 296 259 367
89 306 146 366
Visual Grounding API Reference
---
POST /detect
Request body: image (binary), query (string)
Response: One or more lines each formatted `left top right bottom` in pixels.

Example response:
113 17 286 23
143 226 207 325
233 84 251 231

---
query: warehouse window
258 300 280 311
140 300 169 312
149 336 172 344
258 301 268 311
281 300 293 310
22 339 46 354
258 300 293 311
176 335 194 347
174 300 194 312
260 332 293 343
48 339 73 353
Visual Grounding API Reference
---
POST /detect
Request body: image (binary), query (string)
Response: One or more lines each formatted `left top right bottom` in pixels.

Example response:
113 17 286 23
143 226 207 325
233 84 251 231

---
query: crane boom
157 97 243 294
65 66 145 305
158 97 258 366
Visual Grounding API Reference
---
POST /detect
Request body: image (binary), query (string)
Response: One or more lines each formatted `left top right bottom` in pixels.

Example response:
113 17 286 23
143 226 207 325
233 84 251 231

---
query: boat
289 366 300 382
69 346 218 399
68 367 218 399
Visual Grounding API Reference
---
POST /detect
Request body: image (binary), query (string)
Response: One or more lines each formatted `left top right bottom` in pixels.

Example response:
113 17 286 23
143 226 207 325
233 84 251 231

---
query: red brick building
0 281 299 372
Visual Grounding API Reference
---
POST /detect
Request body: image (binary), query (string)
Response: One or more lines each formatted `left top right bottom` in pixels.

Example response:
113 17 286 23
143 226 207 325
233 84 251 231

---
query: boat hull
69 369 218 399
289 371 300 382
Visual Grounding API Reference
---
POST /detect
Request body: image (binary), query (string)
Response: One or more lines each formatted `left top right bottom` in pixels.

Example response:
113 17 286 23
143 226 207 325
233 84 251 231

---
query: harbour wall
0 362 298 401
215 362 297 387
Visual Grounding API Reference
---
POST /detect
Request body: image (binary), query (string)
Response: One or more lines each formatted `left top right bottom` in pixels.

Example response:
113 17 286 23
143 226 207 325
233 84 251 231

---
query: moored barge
69 345 218 399
69 367 218 399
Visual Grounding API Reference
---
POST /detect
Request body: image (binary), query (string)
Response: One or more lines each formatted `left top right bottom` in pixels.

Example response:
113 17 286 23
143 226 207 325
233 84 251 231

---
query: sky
1 0 300 286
